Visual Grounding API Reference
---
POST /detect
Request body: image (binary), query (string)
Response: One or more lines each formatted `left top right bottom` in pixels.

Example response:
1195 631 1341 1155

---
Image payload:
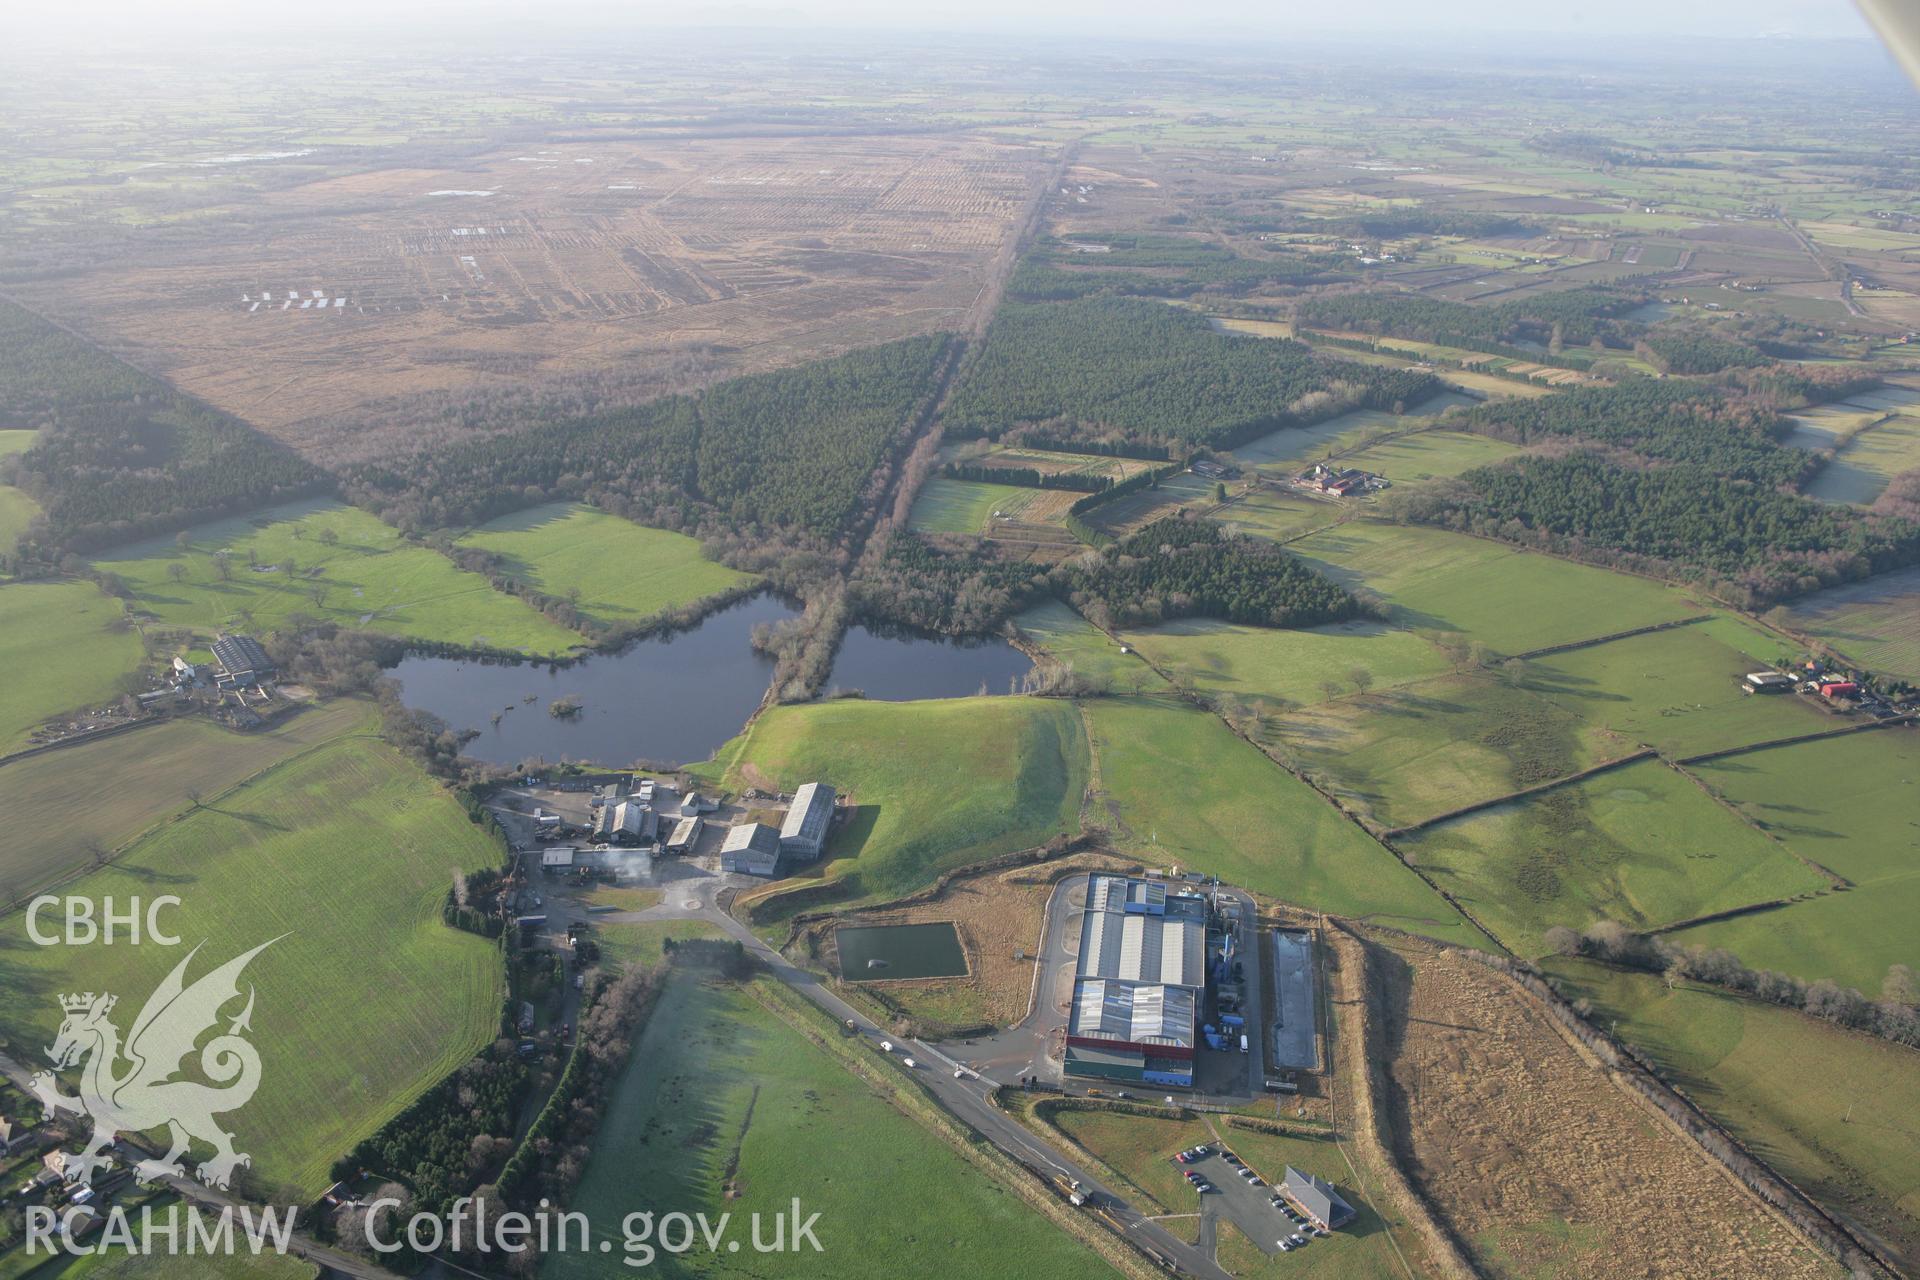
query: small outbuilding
666 815 703 854
1283 1167 1355 1230
719 822 782 876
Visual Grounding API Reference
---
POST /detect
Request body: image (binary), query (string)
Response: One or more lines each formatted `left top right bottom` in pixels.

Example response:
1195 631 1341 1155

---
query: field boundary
1672 713 1916 766
1662 757 1850 889
1508 612 1715 660
1380 747 1656 839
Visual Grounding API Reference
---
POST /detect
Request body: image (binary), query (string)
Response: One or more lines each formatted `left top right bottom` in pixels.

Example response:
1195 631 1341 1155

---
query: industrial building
1064 873 1207 1088
1283 1167 1354 1230
719 822 782 876
780 782 835 861
611 800 659 845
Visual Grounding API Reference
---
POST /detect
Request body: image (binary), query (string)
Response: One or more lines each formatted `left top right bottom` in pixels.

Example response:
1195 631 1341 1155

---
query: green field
1397 758 1830 957
724 697 1087 911
548 975 1114 1280
0 700 371 894
907 477 1038 533
1271 672 1621 830
1121 617 1452 713
1522 617 1821 758
1779 566 1920 681
1548 961 1920 1270
1013 599 1168 692
0 734 507 1199
0 430 39 556
1049 1109 1405 1278
1082 472 1218 538
1231 394 1482 476
1341 429 1521 483
1661 730 1920 990
91 498 583 655
455 503 752 629
0 579 144 750
1284 520 1702 655
1803 414 1920 505
1210 489 1333 543
1083 696 1485 943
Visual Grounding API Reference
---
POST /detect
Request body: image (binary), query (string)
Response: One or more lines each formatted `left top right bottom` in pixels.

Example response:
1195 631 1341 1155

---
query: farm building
719 822 782 876
1744 671 1794 693
540 847 576 871
611 800 659 845
780 782 836 861
1283 1167 1355 1230
210 633 275 685
1064 874 1207 1088
666 815 703 854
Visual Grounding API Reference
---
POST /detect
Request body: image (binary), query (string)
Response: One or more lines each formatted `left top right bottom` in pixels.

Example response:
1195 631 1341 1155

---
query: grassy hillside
1083 695 1485 945
549 975 1115 1280
725 697 1087 912
1549 960 1920 1271
0 734 506 1199
1270 671 1620 830
91 498 583 655
0 579 143 750
1122 616 1451 712
1663 730 1920 990
1398 758 1829 957
0 700 372 893
1284 519 1702 654
455 503 752 629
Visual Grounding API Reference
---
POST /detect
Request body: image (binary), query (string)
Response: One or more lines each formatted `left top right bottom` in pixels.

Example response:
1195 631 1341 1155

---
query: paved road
584 866 1229 1280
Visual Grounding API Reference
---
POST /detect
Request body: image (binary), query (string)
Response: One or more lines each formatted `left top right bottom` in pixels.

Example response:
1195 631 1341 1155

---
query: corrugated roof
780 782 835 847
1079 908 1204 988
1068 979 1196 1049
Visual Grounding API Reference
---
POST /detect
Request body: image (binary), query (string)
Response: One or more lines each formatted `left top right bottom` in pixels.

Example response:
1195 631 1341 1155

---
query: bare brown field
8 133 1049 465
802 851 1139 1033
1368 936 1839 1280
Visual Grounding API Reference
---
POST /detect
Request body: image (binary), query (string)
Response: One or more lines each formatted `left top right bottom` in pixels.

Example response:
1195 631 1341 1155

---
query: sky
12 0 1877 43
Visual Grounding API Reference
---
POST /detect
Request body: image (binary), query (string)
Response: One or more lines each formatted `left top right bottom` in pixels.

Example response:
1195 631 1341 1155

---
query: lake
837 921 969 980
389 593 798 768
824 623 1035 700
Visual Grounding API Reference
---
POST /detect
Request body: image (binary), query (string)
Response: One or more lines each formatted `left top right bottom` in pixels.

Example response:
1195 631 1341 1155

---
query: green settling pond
836 922 968 980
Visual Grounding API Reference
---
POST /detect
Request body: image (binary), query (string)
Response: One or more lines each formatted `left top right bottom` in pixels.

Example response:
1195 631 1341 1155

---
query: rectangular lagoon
837 922 968 980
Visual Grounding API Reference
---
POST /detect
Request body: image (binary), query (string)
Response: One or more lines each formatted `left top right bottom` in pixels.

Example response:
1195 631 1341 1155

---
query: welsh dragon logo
29 940 275 1191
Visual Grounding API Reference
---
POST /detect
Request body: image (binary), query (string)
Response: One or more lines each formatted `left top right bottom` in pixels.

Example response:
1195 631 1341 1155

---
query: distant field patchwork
1780 566 1920 681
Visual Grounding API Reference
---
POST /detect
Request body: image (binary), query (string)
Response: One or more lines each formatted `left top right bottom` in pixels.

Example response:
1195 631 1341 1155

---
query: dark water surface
389 593 798 767
837 922 969 980
824 624 1034 700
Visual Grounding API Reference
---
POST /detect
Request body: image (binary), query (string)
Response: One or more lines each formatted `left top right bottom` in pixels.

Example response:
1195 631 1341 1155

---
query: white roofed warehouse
779 782 836 861
720 822 782 876
1064 873 1208 1089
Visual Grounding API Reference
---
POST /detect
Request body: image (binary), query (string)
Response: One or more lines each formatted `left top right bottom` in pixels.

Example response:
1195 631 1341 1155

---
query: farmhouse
780 782 836 861
210 633 275 686
1294 462 1387 497
719 822 782 876
1064 873 1207 1089
1283 1167 1355 1230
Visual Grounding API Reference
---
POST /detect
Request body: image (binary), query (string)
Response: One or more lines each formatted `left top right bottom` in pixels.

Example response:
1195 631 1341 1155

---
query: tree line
1456 379 1812 486
1393 452 1920 605
0 298 330 562
1551 920 1920 1050
854 516 1360 636
941 462 1110 492
943 297 1438 450
1296 285 1645 351
344 336 947 543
